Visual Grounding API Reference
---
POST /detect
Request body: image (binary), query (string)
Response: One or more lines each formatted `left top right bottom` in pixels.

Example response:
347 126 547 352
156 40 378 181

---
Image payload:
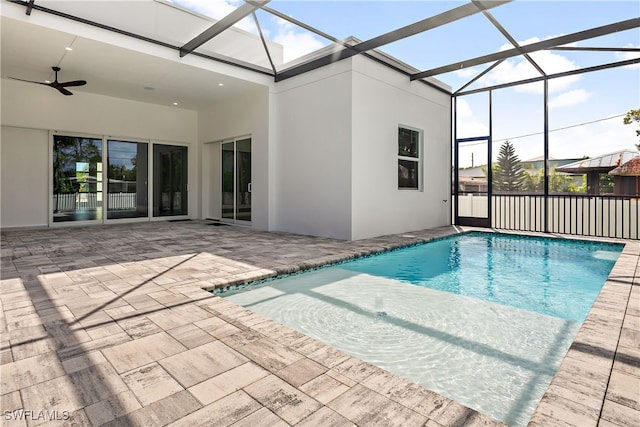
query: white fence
458 194 639 240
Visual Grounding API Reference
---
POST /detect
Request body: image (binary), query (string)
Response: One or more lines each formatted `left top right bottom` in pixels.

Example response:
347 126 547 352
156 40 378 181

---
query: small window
398 127 421 190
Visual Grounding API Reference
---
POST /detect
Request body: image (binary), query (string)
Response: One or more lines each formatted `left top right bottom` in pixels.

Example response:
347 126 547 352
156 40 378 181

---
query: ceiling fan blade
57 87 74 96
59 80 87 88
12 68 85 96
9 77 50 86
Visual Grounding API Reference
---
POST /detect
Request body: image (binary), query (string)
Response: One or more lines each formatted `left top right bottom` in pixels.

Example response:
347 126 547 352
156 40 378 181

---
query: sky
171 0 640 166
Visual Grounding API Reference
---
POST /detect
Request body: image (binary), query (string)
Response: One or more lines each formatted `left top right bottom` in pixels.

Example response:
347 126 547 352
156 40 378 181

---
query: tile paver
83 391 142 426
101 332 186 373
188 362 270 405
228 407 289 427
165 390 261 427
158 340 248 388
244 374 323 425
121 362 184 406
299 373 352 404
1 352 65 394
1 221 637 426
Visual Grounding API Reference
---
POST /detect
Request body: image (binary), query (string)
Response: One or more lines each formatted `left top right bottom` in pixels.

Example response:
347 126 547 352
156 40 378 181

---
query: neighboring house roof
556 150 639 173
458 166 485 179
521 157 583 175
609 156 640 176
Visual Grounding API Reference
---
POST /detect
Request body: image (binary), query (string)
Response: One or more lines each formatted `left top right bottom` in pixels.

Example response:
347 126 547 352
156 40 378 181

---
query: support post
543 79 550 233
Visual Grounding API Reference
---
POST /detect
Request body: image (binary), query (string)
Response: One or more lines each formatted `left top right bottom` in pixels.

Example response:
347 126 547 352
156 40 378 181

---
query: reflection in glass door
52 135 103 222
153 145 188 217
221 138 251 223
107 140 148 219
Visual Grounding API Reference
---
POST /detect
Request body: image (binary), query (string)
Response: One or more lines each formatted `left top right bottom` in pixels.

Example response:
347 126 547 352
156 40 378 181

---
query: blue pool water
224 232 622 426
337 232 622 322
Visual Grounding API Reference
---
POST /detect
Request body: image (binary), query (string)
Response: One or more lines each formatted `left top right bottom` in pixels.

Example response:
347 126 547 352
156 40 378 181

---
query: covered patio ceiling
1 0 639 108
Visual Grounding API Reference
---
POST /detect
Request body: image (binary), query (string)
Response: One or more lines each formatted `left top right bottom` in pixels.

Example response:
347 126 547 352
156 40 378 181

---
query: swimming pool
223 232 622 426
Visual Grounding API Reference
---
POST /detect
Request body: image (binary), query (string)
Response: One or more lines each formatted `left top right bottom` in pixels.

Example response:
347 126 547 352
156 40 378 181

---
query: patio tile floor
1 220 638 426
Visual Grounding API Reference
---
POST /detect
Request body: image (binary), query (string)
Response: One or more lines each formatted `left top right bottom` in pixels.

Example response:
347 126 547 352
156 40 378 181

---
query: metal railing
458 194 639 240
53 193 137 211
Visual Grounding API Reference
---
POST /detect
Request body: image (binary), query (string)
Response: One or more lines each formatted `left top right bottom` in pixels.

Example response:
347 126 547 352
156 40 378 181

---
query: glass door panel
221 142 235 220
153 145 188 217
456 137 491 227
107 140 148 219
52 135 103 222
236 138 252 222
220 138 252 223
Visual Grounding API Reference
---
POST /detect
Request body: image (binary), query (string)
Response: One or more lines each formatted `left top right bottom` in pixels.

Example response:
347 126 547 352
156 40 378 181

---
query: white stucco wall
350 57 452 240
0 78 198 229
268 57 451 240
0 127 50 228
271 61 353 240
198 88 270 231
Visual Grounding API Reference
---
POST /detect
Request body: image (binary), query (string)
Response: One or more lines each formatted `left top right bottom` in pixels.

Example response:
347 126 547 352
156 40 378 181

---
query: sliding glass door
107 140 148 219
221 138 251 223
153 144 188 217
52 135 103 223
53 136 188 223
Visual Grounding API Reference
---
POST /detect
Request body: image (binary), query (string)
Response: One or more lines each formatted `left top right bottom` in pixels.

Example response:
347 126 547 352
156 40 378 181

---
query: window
398 126 421 190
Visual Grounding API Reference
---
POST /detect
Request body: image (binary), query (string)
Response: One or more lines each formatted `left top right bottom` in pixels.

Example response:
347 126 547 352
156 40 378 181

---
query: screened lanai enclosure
2 0 639 239
451 9 640 239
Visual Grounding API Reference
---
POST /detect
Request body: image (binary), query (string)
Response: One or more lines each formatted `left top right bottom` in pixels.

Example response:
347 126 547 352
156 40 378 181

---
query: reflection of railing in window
53 193 137 210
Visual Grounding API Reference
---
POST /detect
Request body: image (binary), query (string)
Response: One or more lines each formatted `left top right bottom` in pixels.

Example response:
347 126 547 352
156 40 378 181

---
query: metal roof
556 150 639 173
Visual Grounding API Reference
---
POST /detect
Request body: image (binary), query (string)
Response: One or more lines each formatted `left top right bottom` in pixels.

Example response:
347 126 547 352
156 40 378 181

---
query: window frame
397 125 423 191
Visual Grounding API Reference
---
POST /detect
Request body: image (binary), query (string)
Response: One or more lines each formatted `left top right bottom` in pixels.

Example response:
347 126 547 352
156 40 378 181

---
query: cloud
170 1 326 64
486 43 581 93
454 37 582 94
455 98 489 138
549 114 639 159
271 18 326 64
171 0 255 33
548 89 592 109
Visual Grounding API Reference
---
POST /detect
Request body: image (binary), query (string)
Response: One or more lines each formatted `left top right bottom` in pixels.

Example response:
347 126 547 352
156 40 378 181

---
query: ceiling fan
10 66 87 96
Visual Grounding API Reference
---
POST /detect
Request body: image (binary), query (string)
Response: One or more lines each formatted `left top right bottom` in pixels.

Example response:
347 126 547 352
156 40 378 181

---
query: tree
493 140 527 192
623 108 640 150
522 166 577 193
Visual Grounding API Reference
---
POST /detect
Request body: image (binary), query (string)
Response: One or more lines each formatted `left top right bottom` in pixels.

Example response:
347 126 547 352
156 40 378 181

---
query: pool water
338 232 622 322
224 232 622 426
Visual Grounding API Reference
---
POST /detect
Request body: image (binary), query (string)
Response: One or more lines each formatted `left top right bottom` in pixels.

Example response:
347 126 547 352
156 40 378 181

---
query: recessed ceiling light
65 47 73 51
173 102 178 106
218 83 224 86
